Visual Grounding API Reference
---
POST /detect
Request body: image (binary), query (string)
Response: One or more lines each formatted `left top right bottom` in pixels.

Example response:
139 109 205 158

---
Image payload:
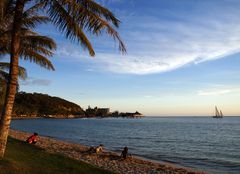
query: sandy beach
9 129 206 174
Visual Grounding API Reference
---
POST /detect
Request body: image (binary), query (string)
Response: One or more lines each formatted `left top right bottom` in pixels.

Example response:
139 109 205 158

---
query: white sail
213 106 223 118
219 110 223 117
215 106 220 116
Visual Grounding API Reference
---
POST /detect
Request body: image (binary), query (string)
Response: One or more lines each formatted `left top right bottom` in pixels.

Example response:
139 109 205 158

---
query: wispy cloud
55 1 240 75
197 87 240 96
143 95 154 98
21 78 51 86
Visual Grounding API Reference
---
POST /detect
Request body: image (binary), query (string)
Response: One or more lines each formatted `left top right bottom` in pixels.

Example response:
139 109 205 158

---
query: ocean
11 117 240 174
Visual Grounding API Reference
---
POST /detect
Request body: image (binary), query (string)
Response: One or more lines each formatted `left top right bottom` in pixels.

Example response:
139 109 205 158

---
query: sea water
11 117 240 174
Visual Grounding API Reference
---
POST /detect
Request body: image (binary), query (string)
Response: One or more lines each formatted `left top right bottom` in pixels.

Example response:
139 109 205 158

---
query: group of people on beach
89 144 131 159
26 132 132 160
89 144 104 153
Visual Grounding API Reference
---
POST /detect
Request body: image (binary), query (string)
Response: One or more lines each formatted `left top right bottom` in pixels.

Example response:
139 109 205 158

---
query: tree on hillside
0 0 126 158
13 92 85 116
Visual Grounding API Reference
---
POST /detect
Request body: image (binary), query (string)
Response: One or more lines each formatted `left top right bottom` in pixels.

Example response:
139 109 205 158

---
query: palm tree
0 1 56 97
0 29 56 103
0 1 55 71
0 1 59 157
0 1 55 105
0 0 125 158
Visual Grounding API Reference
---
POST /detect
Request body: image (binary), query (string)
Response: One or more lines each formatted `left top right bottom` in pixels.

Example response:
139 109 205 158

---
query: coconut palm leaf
0 25 56 70
22 34 56 50
36 0 126 55
20 49 54 70
0 62 27 80
48 1 95 55
0 70 9 81
22 16 50 29
0 31 56 70
0 0 14 17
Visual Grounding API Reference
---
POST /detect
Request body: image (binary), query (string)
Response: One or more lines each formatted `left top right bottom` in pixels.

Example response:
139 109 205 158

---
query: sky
19 0 240 116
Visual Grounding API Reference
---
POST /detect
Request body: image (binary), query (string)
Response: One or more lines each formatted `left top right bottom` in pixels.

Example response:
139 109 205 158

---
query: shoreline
9 129 206 174
11 116 144 120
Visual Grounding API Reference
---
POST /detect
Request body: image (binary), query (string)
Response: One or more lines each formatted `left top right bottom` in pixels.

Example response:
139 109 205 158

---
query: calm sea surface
11 117 240 174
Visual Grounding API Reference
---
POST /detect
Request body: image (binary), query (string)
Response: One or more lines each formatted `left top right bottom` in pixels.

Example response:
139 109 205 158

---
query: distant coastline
12 114 144 119
7 92 143 119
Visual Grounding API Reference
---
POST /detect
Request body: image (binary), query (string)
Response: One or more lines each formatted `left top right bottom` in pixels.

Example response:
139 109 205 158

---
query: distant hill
13 92 85 118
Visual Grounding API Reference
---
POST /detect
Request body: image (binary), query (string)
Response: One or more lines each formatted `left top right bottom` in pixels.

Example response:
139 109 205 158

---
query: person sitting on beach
95 144 104 154
121 146 129 159
26 132 38 144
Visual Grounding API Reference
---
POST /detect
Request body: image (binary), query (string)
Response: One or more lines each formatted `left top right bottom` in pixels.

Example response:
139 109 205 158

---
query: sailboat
213 106 223 118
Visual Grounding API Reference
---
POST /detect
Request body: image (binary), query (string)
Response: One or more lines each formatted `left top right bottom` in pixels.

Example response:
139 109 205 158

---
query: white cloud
143 95 154 98
56 1 240 75
197 87 240 96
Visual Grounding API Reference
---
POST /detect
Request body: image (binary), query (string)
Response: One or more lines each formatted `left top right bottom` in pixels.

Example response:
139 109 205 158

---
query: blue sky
19 0 240 116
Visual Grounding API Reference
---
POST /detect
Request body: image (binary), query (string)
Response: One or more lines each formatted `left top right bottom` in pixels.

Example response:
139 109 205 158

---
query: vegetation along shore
8 92 143 119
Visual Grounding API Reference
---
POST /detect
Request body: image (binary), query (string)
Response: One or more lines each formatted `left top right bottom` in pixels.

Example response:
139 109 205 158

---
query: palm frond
48 0 95 56
20 49 55 70
81 12 126 52
21 34 56 50
0 26 56 71
20 45 54 57
0 62 10 71
22 1 50 28
23 1 45 16
0 69 9 81
28 46 54 57
0 31 10 55
0 62 27 80
73 0 120 27
46 0 126 55
18 66 27 80
0 0 15 18
22 16 50 29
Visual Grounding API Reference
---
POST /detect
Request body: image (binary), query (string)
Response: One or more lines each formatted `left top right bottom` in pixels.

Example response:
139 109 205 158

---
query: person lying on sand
121 146 132 159
26 132 38 144
89 144 104 154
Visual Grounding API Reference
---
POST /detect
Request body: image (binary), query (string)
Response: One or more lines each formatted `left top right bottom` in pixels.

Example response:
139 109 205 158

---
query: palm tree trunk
0 0 24 158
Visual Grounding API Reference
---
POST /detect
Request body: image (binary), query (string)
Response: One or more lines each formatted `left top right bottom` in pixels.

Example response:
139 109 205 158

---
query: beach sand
9 130 206 174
